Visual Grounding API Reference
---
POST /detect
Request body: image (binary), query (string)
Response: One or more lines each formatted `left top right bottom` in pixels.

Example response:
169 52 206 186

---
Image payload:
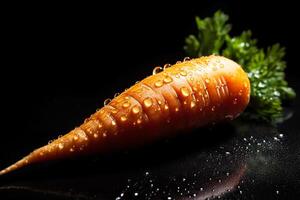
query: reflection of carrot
0 55 250 175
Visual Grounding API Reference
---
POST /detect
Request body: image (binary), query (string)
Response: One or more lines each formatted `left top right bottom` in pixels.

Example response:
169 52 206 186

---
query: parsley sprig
184 11 295 122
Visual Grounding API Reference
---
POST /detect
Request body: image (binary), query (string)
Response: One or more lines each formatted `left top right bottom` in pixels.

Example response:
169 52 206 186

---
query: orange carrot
0 55 250 175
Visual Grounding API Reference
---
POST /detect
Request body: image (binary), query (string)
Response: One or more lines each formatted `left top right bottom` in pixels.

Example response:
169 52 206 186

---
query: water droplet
120 115 127 122
176 61 182 64
183 57 190 62
180 70 187 76
274 137 279 141
70 148 74 152
226 172 230 176
103 132 107 137
175 74 180 78
153 66 163 75
200 188 203 191
111 120 116 126
164 104 169 110
104 98 111 106
205 79 210 84
58 143 64 150
137 119 142 124
155 80 164 87
225 151 231 155
180 87 190 97
93 133 98 138
163 76 173 83
132 106 140 114
167 197 172 200
122 101 130 108
239 190 243 194
183 101 187 105
175 108 179 112
134 192 138 196
190 101 196 108
211 106 215 111
279 134 284 138
225 115 234 120
238 90 243 96
163 64 171 70
98 123 103 128
145 171 149 176
135 80 140 84
114 93 120 98
73 136 78 141
276 190 279 194
233 98 238 104
143 98 153 108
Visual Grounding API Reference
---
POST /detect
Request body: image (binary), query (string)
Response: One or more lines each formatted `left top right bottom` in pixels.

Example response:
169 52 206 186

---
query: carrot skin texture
0 55 250 175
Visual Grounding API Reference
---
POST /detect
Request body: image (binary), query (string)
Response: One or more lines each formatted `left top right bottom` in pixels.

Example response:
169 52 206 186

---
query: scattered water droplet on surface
279 134 284 138
211 106 215 111
111 120 116 126
93 133 98 138
205 79 210 84
134 192 138 196
114 93 120 98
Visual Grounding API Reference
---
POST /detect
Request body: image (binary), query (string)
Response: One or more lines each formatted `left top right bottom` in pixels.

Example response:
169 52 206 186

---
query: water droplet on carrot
180 87 190 97
70 148 74 152
190 101 196 108
103 132 107 137
180 70 187 76
104 98 111 106
122 101 130 108
120 115 127 122
183 101 187 105
114 93 120 98
137 119 142 124
164 104 169 110
175 108 179 112
58 143 64 150
233 98 238 104
132 106 140 114
205 79 210 84
98 123 103 128
111 120 116 126
163 64 171 70
176 61 182 64
183 57 190 62
238 91 243 96
154 80 163 87
225 115 234 120
211 106 215 111
143 98 153 108
93 133 98 138
153 66 163 75
175 74 180 78
163 76 173 83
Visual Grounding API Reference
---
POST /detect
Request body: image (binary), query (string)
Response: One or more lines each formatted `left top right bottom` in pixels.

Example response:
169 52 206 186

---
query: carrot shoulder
0 55 250 175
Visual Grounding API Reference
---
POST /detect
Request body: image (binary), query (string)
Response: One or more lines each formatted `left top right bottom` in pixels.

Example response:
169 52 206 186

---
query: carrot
0 55 250 175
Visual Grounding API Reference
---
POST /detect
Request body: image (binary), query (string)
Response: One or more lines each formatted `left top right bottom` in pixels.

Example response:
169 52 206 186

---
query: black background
1 1 300 199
